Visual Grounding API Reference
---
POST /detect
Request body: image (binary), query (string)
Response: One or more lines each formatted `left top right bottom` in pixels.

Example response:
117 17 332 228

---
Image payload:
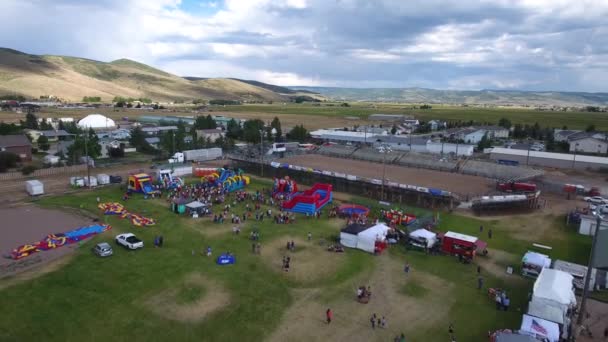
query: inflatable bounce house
128 173 160 196
382 209 417 226
337 204 370 218
201 168 250 193
158 169 184 190
272 176 298 200
281 183 333 215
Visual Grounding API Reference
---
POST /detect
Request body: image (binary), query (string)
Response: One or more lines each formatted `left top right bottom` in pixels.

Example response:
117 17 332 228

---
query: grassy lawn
0 179 594 341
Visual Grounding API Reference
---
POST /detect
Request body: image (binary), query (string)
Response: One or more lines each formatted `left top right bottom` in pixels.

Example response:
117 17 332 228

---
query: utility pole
526 144 531 165
577 214 602 325
260 129 264 177
379 143 391 200
84 130 90 188
572 143 579 169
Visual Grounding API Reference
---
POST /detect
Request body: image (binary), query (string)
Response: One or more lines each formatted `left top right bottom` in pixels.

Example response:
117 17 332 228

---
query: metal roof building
490 147 608 170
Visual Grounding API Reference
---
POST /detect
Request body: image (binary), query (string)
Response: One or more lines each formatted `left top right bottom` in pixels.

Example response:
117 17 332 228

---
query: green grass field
0 180 593 341
222 103 607 130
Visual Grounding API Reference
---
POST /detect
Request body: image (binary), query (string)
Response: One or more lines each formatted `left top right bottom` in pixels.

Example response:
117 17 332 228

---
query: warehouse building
489 147 608 170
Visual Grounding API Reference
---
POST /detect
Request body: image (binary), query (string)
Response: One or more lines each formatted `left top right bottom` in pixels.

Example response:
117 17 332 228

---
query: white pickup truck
115 233 144 250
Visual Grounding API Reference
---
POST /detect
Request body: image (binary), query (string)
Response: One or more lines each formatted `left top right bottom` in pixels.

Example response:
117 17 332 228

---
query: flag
531 319 548 336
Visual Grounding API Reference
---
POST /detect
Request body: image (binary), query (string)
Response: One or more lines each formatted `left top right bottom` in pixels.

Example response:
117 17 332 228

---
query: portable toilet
171 198 190 214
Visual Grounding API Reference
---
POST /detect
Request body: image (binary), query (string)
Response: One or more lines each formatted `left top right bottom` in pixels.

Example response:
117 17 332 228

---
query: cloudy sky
1 0 607 91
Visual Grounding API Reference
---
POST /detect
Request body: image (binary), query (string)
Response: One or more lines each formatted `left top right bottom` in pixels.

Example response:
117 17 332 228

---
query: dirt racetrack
280 154 493 195
0 205 93 279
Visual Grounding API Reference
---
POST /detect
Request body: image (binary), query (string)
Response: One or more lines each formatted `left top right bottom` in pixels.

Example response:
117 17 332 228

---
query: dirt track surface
280 154 493 195
0 205 93 279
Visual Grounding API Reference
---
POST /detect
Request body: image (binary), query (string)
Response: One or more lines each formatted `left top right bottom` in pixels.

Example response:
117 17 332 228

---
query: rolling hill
290 86 608 107
0 48 299 102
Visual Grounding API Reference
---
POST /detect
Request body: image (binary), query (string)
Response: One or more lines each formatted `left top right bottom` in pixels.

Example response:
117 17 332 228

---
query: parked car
109 175 122 184
92 242 113 257
584 196 608 205
115 233 144 250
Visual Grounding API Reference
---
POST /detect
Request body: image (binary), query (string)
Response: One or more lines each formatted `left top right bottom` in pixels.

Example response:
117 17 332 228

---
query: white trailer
97 174 110 185
182 148 222 162
25 180 44 196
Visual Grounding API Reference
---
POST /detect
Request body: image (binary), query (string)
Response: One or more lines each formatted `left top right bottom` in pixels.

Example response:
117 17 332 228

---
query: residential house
446 127 487 144
25 129 72 143
145 137 160 149
402 119 420 128
554 129 581 142
570 137 608 154
482 126 509 139
141 126 178 136
428 120 445 131
196 129 225 143
0 134 32 161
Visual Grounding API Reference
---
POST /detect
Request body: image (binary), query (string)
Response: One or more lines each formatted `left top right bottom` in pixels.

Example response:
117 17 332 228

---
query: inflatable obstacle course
281 183 333 215
98 202 156 226
201 168 250 193
10 224 111 260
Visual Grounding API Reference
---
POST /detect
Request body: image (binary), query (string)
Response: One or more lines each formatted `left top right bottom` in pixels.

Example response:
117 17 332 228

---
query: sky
1 0 607 91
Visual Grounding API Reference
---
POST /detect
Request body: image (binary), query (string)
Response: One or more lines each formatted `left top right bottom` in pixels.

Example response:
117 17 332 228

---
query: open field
220 103 608 130
2 100 604 131
0 176 596 341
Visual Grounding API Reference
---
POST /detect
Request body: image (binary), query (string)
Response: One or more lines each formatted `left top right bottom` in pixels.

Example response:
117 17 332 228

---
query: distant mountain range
289 86 608 107
0 48 313 102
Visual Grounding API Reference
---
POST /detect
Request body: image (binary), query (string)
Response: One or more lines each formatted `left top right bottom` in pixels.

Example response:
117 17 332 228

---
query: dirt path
280 154 493 195
140 273 230 323
268 254 454 342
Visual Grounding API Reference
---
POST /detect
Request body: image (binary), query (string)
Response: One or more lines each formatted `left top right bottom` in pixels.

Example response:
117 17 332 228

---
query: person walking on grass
370 313 377 329
326 308 332 324
381 316 386 328
477 276 484 290
404 262 410 274
488 228 493 239
308 232 312 242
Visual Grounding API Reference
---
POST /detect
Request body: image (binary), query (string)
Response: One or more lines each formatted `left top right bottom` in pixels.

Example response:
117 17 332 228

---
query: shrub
21 165 37 175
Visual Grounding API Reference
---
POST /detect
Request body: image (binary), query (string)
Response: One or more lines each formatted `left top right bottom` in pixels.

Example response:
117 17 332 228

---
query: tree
194 115 217 130
23 112 39 129
0 122 20 135
287 124 309 142
586 124 596 132
129 126 155 154
340 102 350 107
37 135 50 151
498 118 512 129
0 151 19 172
242 119 265 144
39 118 53 130
67 128 101 162
477 133 492 150
269 117 282 141
226 119 242 140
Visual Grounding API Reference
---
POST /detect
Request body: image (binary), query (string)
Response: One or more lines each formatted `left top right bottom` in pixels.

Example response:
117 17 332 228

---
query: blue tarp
429 188 442 196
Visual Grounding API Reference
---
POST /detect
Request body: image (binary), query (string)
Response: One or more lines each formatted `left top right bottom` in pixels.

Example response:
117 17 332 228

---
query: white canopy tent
408 229 437 248
340 223 368 249
529 268 576 325
356 223 390 253
520 314 560 342
522 251 552 277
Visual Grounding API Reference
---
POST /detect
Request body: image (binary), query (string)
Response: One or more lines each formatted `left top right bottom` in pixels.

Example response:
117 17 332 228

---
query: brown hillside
0 48 293 102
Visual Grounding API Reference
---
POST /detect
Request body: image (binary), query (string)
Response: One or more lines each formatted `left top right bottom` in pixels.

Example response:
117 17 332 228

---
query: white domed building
78 114 116 129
